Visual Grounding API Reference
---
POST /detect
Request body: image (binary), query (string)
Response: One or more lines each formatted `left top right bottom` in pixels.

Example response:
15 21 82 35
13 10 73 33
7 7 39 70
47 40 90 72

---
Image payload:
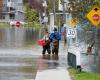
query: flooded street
0 0 99 80
0 27 97 80
0 56 37 80
0 27 40 80
0 27 68 80
0 45 67 80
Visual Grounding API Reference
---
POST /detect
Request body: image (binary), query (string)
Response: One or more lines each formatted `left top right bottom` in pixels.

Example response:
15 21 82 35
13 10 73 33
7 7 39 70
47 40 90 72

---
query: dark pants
52 45 59 55
42 45 51 55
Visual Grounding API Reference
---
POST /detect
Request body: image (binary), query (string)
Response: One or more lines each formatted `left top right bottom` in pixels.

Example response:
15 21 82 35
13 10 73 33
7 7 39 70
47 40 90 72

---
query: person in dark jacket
50 28 61 56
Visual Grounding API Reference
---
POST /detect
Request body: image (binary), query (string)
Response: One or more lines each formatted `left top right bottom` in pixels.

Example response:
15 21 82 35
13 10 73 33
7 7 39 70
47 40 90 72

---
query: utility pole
52 0 56 32
42 0 48 31
63 0 67 44
53 0 56 19
95 27 100 72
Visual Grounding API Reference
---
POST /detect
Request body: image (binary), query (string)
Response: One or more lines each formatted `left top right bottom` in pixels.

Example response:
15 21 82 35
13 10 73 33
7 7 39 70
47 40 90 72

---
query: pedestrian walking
42 30 51 56
50 28 61 56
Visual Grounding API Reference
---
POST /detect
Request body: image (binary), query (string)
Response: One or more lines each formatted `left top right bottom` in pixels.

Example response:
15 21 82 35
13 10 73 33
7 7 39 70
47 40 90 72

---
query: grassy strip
68 68 100 80
0 22 41 29
0 23 10 27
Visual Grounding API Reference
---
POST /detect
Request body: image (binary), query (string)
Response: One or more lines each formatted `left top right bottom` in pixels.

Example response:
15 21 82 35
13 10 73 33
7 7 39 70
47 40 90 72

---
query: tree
67 0 100 23
24 4 40 27
25 5 39 23
67 0 100 72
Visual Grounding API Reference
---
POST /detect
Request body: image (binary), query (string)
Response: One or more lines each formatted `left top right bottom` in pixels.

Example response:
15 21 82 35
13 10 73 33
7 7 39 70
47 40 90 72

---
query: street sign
69 18 79 28
43 17 48 23
67 29 76 38
16 21 21 27
86 6 100 26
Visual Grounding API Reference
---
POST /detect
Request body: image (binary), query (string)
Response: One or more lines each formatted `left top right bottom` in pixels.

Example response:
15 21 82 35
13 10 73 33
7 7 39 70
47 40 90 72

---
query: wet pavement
81 53 96 72
0 27 68 80
0 56 37 80
0 41 68 80
0 27 96 80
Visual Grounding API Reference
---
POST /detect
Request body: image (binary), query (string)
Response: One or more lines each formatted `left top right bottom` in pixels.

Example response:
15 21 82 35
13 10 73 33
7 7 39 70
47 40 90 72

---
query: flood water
0 27 39 80
0 56 37 80
0 27 40 48
0 27 68 80
0 27 97 80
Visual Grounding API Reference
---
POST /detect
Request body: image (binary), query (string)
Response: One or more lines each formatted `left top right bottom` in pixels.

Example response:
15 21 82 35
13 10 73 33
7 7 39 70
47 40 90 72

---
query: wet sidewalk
35 55 71 80
0 41 71 80
35 68 71 80
35 41 71 80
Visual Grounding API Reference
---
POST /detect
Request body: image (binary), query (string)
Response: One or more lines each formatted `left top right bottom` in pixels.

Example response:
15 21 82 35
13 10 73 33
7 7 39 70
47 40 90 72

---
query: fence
68 52 76 68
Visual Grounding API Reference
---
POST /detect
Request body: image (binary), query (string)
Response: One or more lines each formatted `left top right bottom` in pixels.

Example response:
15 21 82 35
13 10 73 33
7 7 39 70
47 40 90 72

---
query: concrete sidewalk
35 41 71 80
35 67 71 80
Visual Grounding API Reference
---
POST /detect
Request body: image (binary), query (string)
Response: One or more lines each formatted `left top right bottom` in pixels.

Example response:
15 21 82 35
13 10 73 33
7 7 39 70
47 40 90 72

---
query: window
10 7 15 11
9 13 15 19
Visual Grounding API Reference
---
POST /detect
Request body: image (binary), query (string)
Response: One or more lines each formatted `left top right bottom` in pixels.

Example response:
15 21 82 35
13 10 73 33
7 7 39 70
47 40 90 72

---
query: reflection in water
0 56 38 80
0 27 68 80
0 27 41 80
42 54 59 60
0 27 40 48
0 49 67 80
47 55 59 69
37 55 67 71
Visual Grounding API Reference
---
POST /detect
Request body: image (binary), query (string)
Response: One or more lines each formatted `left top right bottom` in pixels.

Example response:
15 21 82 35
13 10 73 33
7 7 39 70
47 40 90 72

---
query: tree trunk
96 28 100 72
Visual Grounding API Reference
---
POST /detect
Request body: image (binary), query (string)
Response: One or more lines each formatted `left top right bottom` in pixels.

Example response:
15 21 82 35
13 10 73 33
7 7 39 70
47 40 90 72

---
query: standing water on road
0 27 40 80
0 27 68 80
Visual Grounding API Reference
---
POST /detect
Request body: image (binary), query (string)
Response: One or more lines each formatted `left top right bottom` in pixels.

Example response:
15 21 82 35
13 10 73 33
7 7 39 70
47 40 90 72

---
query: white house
2 0 24 22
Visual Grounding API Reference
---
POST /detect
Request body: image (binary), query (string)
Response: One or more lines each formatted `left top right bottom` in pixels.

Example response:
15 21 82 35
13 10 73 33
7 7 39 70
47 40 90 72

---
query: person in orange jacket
42 30 51 56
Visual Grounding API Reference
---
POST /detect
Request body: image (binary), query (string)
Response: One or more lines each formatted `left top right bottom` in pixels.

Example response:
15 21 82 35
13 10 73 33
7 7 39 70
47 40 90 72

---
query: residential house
0 0 24 22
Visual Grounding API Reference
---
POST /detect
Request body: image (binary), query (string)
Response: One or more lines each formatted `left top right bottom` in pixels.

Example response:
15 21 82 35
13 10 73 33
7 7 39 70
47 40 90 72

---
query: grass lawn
69 68 100 80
